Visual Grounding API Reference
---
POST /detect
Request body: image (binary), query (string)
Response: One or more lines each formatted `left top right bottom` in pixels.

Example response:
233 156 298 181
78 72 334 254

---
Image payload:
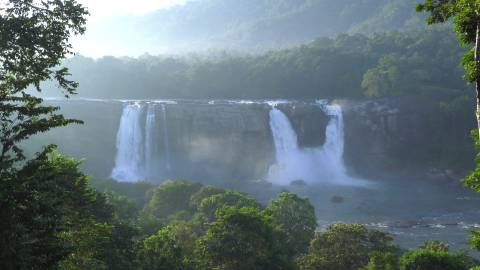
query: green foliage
417 0 480 87
0 0 87 171
298 223 396 270
143 180 203 221
463 131 480 192
58 223 112 270
189 185 226 210
469 230 480 250
197 190 260 222
399 249 468 270
0 148 110 269
196 206 294 270
105 192 140 224
139 225 193 270
47 28 467 101
91 178 155 206
420 240 450 252
264 192 317 256
0 1 93 266
362 29 466 98
0 150 138 270
362 252 399 270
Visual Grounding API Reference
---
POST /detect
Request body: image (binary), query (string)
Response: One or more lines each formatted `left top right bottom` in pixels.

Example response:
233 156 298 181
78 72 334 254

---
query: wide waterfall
267 103 366 186
111 100 366 184
111 103 145 182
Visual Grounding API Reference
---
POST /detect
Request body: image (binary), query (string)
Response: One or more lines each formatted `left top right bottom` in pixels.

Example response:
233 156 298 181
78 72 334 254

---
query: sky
77 0 187 18
72 0 189 57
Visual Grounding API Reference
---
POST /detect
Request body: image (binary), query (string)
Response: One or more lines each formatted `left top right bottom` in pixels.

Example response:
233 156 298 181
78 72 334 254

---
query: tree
138 225 193 270
419 240 450 252
142 180 203 222
196 206 294 270
0 148 114 269
264 192 317 256
189 185 226 210
417 0 480 137
0 1 101 268
297 223 396 270
197 190 260 222
0 0 88 172
105 192 140 224
399 249 468 270
361 252 399 270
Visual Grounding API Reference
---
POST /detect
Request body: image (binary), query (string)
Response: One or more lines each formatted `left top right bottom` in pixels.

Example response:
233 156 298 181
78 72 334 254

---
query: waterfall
161 104 171 171
111 103 145 182
144 104 156 178
267 103 366 186
112 102 172 182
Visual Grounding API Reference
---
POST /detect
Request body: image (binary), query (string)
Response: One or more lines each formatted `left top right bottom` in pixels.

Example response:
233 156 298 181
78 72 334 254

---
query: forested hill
46 28 469 108
90 0 426 54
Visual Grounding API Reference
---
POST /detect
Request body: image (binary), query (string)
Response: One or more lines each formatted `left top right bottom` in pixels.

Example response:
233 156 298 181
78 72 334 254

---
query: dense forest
49 28 470 104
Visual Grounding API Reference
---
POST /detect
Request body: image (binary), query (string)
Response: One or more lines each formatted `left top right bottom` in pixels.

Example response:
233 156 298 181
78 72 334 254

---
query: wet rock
331 195 345 204
277 102 329 148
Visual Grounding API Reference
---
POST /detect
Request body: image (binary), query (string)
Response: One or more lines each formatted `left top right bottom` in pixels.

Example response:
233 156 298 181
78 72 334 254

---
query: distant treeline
47 28 470 103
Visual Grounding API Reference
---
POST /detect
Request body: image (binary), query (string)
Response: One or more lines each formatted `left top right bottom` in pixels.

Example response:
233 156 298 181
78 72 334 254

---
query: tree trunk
475 22 480 139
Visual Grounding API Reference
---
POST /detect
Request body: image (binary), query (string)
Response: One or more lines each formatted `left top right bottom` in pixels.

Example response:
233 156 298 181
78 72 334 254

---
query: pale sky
77 0 187 18
72 0 189 57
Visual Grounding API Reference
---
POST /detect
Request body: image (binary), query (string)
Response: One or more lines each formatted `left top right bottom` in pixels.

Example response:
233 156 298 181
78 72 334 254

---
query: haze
5 0 480 268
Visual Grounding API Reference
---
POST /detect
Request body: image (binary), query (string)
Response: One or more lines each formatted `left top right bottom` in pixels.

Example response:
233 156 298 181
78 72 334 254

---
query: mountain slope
82 0 427 56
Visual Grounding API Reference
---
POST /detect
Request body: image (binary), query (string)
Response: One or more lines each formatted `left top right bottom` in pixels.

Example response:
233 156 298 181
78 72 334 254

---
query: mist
5 0 480 268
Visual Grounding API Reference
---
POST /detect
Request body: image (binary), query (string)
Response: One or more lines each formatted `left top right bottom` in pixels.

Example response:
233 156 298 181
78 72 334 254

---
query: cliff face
31 98 475 183
164 103 275 182
341 96 475 179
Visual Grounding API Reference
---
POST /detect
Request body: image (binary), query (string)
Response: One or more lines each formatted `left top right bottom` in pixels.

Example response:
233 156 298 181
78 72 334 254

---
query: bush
399 249 468 270
298 223 396 270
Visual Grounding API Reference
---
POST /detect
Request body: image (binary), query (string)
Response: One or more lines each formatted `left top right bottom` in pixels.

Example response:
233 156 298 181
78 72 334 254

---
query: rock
277 102 329 148
290 179 307 187
331 195 345 204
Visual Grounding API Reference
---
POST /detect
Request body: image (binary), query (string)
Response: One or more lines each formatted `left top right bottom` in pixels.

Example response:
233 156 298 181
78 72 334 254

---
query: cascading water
267 102 366 186
161 104 171 171
111 100 365 185
111 103 145 182
144 104 156 178
112 102 173 182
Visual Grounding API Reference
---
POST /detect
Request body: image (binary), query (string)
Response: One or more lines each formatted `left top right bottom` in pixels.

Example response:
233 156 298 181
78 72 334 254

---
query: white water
267 103 366 186
111 101 365 185
111 103 145 182
144 104 156 178
112 103 173 182
161 104 171 171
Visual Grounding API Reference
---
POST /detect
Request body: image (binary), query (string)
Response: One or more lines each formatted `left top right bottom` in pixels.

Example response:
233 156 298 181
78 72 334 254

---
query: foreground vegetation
9 173 480 270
